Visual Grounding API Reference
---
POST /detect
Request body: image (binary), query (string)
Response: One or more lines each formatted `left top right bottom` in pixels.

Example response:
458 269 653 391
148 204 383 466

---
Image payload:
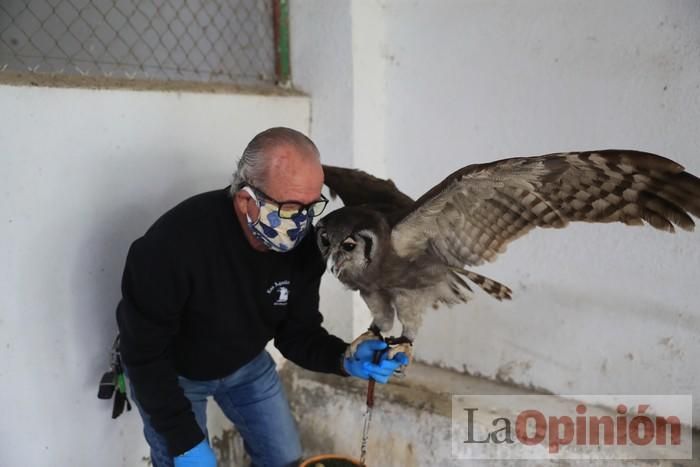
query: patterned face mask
243 186 310 252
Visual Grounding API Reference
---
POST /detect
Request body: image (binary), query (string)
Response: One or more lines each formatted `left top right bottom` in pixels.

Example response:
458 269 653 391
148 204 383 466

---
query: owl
316 150 700 362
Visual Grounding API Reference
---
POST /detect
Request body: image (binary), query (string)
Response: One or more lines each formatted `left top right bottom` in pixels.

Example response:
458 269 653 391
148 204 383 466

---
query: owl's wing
391 150 700 266
323 165 414 208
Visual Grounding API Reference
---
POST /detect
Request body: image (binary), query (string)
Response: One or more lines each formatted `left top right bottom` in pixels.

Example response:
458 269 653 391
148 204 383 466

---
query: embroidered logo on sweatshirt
266 280 290 306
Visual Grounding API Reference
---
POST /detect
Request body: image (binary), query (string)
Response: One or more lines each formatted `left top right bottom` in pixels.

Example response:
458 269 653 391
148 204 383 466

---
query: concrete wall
0 82 310 466
290 0 392 341
289 0 358 342
282 363 698 466
292 0 700 429
382 0 700 423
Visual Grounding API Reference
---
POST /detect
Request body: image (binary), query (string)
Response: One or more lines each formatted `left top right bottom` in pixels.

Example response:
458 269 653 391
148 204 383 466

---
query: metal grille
0 0 278 85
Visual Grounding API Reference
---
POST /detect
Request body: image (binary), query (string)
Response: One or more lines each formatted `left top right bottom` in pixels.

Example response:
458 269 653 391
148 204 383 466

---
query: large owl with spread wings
316 150 700 362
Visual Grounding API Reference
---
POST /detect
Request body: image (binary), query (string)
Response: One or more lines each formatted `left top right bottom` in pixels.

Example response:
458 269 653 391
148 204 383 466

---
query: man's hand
174 439 216 467
343 340 409 384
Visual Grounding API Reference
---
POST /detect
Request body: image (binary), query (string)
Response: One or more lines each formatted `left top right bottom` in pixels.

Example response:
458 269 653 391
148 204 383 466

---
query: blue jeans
128 350 302 467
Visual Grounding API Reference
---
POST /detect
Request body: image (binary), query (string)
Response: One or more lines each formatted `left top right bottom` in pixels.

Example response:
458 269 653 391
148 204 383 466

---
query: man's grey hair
230 127 320 196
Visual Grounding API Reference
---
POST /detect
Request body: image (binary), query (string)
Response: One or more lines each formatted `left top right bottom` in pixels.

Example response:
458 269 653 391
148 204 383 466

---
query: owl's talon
384 336 413 366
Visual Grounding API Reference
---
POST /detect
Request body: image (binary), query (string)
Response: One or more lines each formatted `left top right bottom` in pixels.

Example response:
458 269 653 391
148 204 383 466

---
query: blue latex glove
174 439 217 467
343 340 409 384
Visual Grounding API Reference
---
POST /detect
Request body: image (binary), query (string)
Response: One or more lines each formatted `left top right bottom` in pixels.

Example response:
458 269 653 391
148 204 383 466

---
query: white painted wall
290 0 394 339
292 0 700 426
0 84 310 466
382 0 700 422
289 0 358 341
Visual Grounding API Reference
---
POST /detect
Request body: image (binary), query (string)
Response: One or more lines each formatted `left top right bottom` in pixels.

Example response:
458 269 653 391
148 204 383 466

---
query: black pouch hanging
98 334 132 419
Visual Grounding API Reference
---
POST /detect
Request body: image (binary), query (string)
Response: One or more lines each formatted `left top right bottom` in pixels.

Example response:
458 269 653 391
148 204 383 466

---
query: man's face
234 143 324 251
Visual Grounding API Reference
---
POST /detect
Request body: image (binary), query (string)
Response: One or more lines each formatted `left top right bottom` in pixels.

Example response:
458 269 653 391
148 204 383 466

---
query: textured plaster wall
381 0 700 424
0 83 310 466
290 0 700 429
289 0 358 342
282 363 697 466
291 0 395 340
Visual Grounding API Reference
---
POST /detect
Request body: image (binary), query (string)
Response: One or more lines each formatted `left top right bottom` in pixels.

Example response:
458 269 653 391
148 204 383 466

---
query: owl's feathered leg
362 290 396 334
387 290 427 366
345 291 396 358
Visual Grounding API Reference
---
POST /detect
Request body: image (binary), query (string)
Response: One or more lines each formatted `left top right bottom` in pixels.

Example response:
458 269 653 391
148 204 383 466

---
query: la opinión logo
451 395 692 460
462 403 682 453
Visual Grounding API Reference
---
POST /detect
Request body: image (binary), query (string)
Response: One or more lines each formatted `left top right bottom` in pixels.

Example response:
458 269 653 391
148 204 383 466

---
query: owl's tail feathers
452 268 513 301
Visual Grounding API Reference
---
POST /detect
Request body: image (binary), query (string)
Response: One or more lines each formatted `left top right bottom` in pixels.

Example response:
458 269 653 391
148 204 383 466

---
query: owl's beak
330 254 346 277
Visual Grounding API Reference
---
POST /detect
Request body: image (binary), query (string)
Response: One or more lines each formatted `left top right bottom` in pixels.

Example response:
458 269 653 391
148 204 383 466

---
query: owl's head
315 206 389 284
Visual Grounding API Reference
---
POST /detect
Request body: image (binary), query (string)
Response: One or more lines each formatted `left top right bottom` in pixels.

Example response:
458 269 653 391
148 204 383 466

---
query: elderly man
116 127 407 467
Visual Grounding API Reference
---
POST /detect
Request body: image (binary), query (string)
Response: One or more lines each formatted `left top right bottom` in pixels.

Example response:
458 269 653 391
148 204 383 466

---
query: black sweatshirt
116 188 348 456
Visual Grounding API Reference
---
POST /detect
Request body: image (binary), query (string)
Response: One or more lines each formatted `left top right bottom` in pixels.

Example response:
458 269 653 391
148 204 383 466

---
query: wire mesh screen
0 0 278 84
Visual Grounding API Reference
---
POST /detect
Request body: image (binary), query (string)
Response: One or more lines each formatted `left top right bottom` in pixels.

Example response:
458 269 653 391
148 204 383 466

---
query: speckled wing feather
391 150 700 267
323 165 414 209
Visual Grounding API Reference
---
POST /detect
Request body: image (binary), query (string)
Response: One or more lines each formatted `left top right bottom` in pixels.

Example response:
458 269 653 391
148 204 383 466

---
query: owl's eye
341 238 357 252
